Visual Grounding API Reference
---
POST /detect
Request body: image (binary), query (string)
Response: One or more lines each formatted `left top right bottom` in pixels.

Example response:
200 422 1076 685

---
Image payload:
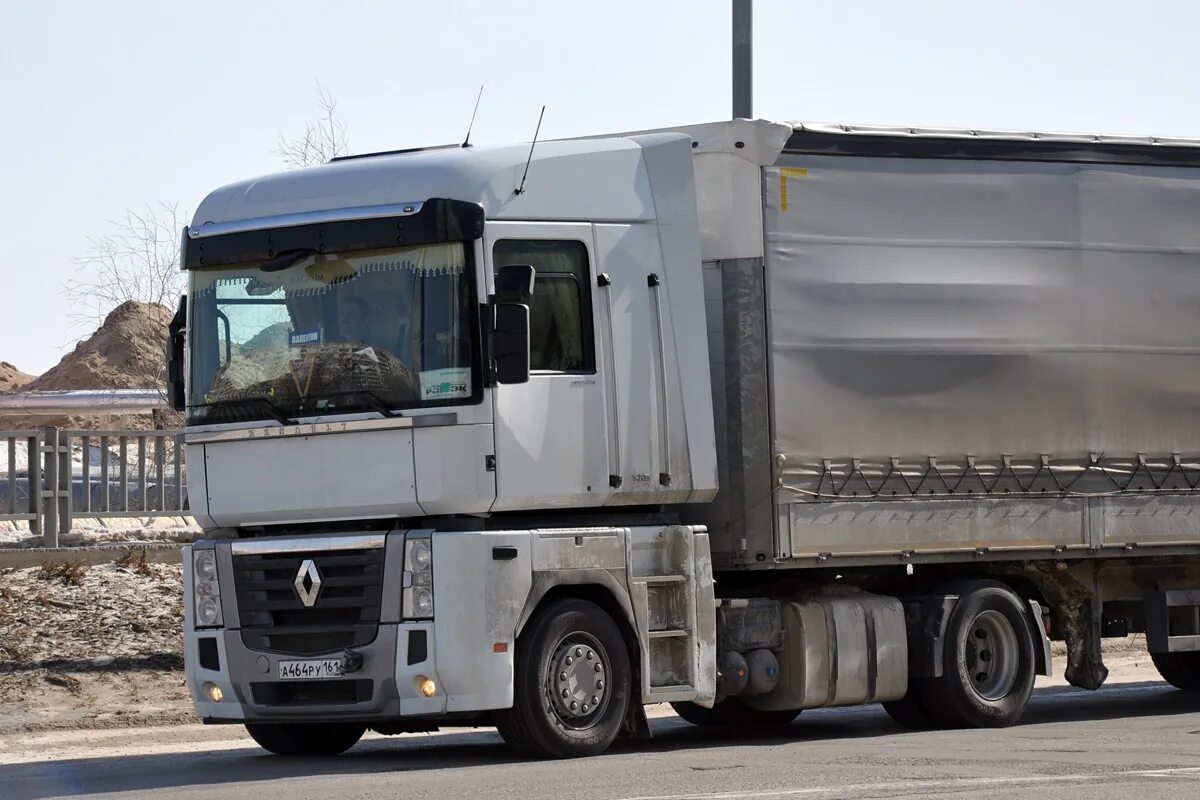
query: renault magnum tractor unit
174 119 1200 757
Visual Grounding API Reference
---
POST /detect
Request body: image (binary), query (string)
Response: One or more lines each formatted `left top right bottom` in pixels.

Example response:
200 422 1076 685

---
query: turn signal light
203 681 224 703
416 676 437 698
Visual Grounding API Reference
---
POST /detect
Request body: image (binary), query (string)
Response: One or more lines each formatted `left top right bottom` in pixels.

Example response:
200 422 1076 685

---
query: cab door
487 221 611 511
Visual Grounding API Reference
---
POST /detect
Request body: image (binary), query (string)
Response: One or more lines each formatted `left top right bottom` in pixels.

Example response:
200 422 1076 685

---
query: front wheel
1151 651 1200 690
244 722 365 756
495 598 632 758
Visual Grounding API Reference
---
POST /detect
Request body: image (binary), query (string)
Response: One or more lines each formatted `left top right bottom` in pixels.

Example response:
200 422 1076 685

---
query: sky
3 0 1199 374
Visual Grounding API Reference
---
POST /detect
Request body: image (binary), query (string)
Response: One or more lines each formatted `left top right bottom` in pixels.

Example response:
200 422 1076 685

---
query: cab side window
493 239 595 373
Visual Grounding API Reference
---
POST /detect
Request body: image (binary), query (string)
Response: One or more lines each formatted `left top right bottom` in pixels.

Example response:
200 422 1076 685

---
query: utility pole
732 0 752 119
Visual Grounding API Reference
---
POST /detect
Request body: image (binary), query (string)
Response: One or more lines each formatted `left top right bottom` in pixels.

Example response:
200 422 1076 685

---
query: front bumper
186 621 445 722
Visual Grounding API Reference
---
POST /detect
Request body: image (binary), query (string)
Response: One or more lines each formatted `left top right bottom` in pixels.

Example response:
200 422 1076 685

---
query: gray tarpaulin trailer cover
744 129 1200 565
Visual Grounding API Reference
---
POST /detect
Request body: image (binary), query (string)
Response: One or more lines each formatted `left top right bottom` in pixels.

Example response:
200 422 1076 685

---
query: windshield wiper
193 398 299 426
305 390 400 418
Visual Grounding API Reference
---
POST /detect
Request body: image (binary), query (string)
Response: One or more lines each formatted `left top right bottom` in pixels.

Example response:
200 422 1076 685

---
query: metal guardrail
0 389 165 417
0 427 188 547
0 430 42 532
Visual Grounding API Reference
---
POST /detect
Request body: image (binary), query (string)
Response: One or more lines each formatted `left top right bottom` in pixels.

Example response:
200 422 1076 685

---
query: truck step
634 574 688 585
647 684 695 695
648 628 690 639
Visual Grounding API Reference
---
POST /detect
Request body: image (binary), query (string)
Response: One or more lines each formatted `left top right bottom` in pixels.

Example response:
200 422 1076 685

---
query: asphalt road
6 681 1200 800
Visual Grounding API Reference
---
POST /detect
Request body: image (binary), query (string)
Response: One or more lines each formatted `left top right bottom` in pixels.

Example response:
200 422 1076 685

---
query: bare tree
273 82 349 168
62 84 348 327
63 202 186 329
53 203 186 422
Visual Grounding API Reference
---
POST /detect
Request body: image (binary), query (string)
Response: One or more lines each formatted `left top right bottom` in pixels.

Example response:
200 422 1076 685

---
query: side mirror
166 295 187 411
495 263 535 303
493 302 530 385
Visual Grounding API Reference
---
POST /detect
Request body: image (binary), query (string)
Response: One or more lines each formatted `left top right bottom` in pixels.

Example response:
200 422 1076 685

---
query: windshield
187 242 478 424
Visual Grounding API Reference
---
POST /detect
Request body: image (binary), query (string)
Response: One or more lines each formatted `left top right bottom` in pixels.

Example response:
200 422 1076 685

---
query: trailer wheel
921 581 1037 728
244 722 365 756
671 699 800 729
881 683 935 729
495 598 631 758
1151 652 1200 690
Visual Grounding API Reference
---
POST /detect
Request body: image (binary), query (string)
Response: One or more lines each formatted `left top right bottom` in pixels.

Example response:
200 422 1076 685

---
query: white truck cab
176 126 759 757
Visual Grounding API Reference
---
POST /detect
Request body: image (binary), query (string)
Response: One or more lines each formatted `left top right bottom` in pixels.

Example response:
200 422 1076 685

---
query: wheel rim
962 609 1020 701
544 631 610 730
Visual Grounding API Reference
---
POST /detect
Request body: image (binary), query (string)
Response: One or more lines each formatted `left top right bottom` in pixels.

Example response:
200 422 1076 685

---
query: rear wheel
244 722 365 756
1151 651 1200 690
495 598 631 758
919 581 1037 728
671 698 800 729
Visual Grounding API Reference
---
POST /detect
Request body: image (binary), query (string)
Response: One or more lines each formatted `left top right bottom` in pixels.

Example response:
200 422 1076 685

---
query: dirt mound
7 302 177 430
0 362 33 394
27 301 173 392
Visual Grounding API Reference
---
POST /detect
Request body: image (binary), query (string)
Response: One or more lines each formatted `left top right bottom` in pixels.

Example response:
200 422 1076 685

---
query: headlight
411 588 434 617
197 597 222 626
195 550 217 581
403 537 434 619
192 548 223 628
410 540 432 571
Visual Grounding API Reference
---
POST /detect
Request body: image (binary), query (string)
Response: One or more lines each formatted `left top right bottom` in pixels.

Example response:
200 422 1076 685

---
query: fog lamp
203 681 224 703
416 676 437 698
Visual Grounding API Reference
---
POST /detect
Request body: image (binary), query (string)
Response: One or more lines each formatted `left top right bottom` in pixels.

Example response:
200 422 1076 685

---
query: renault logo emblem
294 559 322 607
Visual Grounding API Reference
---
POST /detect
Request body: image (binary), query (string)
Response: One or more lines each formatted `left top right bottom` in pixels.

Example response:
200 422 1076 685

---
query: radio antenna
514 105 545 196
461 85 484 148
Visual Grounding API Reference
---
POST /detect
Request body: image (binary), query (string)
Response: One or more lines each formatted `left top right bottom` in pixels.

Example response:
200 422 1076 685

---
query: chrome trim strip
188 202 425 239
231 534 386 556
185 413 457 444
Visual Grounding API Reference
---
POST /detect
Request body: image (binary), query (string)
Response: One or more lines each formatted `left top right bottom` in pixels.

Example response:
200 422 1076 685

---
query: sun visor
182 198 483 270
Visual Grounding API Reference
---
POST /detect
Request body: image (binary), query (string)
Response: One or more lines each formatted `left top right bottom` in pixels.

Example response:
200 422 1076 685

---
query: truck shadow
6 682 1200 799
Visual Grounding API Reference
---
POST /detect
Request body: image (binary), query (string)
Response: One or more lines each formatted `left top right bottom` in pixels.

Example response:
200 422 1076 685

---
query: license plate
278 659 344 680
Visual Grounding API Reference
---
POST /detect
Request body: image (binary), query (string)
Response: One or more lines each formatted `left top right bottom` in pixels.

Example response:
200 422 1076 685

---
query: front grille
233 547 385 656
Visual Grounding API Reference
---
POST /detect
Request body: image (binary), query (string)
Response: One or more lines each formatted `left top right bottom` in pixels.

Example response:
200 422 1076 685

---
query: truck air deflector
182 198 484 269
784 128 1200 167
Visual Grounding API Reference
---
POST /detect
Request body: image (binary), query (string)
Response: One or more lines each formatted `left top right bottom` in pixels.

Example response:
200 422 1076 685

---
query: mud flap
1028 600 1053 677
1060 595 1107 690
621 700 652 739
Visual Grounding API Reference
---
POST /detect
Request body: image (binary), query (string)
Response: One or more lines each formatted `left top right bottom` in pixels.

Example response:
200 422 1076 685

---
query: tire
881 683 936 729
671 698 800 729
919 581 1037 728
244 722 365 756
495 598 632 758
1151 651 1200 690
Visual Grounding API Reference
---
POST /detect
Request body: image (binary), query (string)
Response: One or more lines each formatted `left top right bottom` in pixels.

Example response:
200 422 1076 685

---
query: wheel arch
516 570 640 662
